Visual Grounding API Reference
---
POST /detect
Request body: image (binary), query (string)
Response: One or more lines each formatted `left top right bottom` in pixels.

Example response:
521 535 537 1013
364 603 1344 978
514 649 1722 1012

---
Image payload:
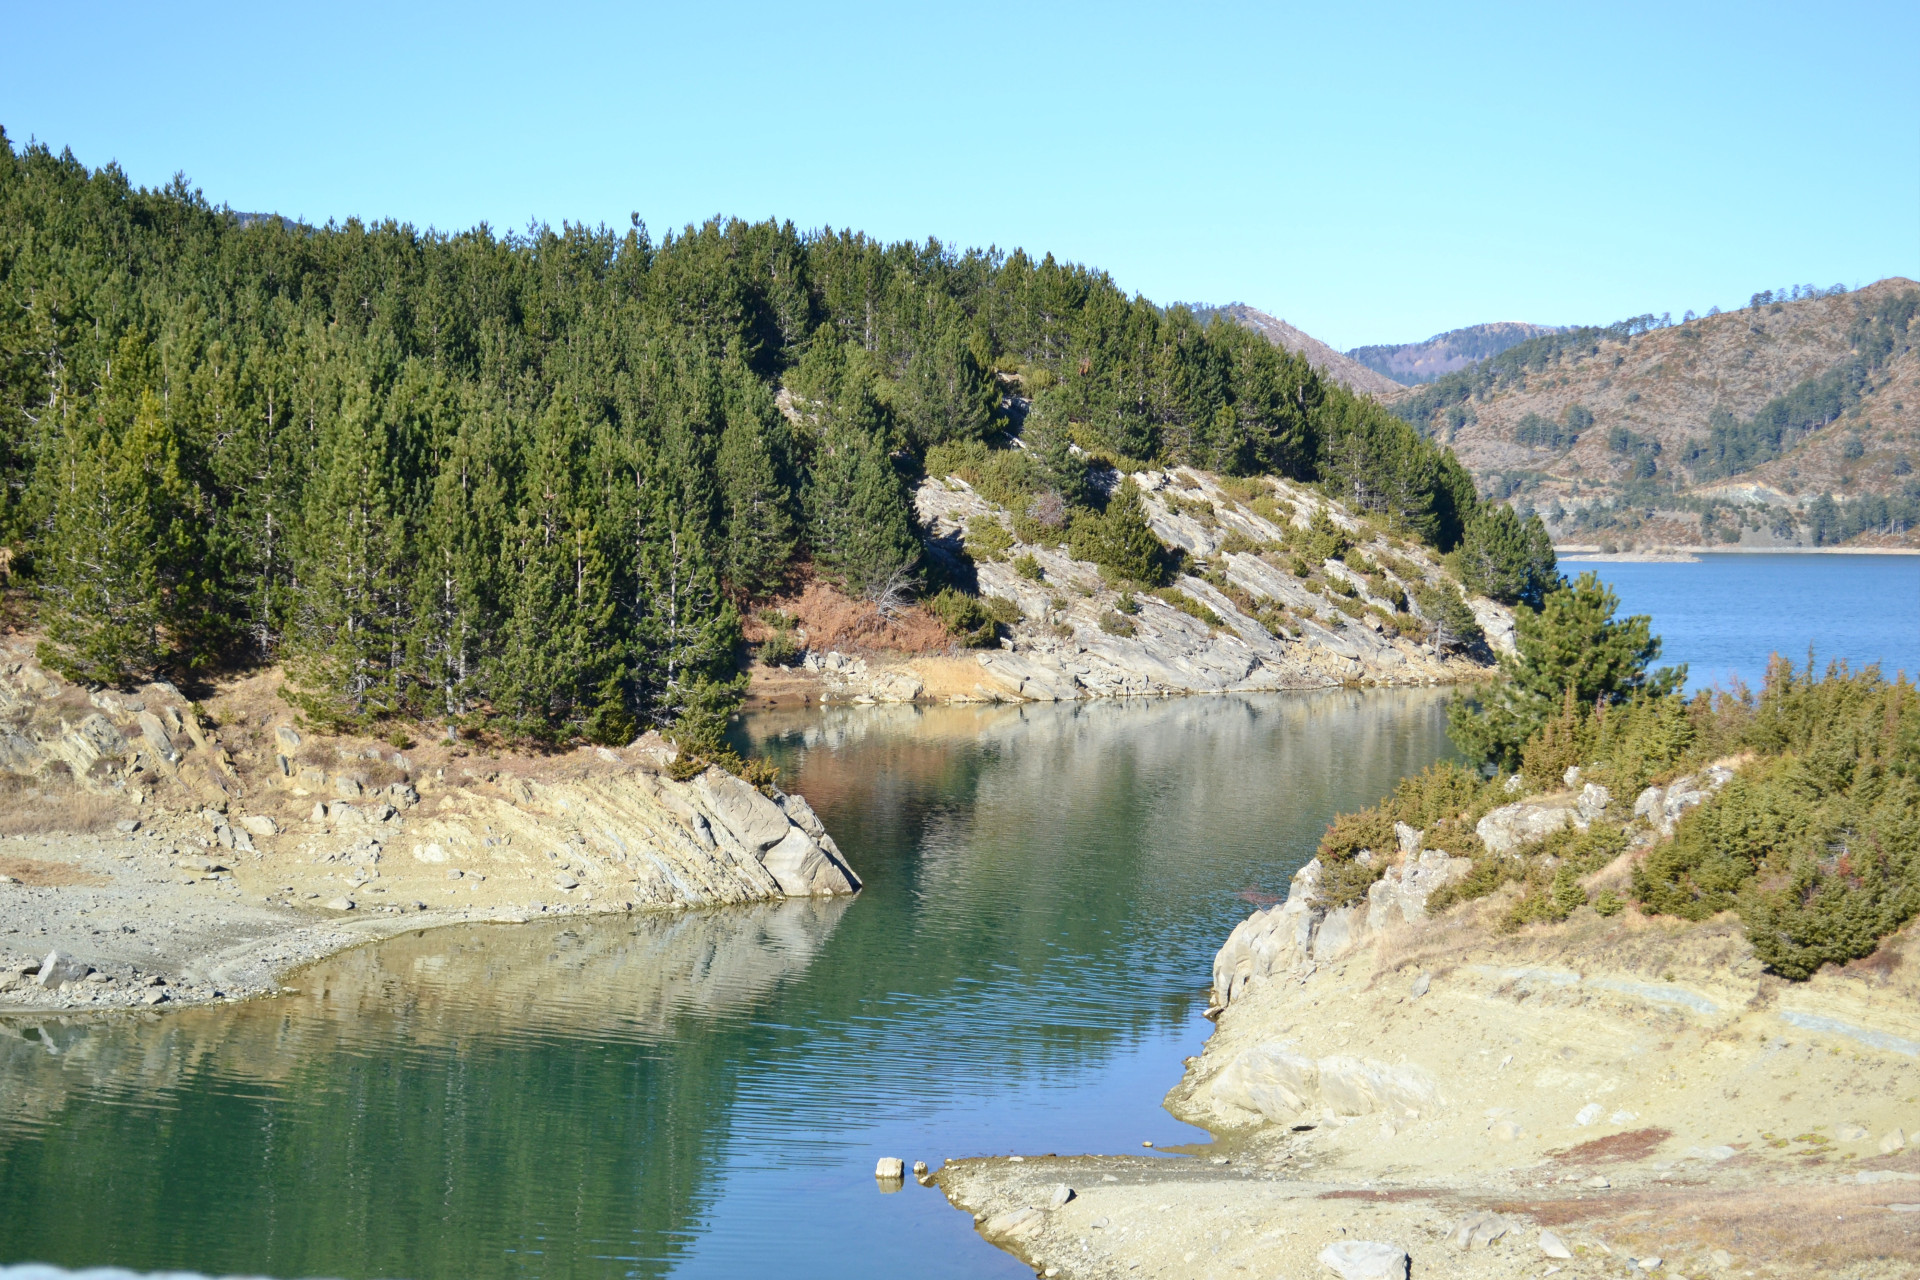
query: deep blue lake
1567 553 1920 694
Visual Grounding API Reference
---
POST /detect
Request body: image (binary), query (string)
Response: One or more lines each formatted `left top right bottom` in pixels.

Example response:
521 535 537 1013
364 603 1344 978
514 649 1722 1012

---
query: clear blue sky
5 1 1915 349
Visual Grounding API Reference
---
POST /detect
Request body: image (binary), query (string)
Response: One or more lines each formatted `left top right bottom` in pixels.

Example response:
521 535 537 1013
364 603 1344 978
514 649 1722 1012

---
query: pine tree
37 390 208 686
1456 503 1558 608
490 397 621 741
412 396 511 722
1069 477 1171 586
896 312 996 449
805 382 920 604
283 370 417 728
1448 572 1684 769
715 399 795 602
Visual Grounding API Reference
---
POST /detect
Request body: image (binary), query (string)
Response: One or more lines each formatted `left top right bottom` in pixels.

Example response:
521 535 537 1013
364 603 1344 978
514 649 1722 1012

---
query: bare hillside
1209 304 1405 398
1388 279 1920 549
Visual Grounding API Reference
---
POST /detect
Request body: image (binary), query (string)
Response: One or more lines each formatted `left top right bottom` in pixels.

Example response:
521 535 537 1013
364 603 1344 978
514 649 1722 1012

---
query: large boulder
1475 800 1584 855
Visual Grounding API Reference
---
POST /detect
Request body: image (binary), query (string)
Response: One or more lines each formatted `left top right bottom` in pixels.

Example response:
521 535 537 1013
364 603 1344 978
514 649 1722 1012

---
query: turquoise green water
0 691 1456 1279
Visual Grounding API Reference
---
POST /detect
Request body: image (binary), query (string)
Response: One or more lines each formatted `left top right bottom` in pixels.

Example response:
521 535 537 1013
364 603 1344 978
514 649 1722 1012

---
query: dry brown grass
0 770 131 837
0 854 104 886
769 579 954 654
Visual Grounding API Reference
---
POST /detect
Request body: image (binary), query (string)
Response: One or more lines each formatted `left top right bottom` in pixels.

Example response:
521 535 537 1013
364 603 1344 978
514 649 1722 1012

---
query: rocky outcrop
1211 846 1472 1008
785 467 1515 705
0 642 860 918
1633 765 1736 835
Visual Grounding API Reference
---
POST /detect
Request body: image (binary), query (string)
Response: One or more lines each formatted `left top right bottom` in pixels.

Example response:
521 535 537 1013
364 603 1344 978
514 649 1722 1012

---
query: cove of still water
1573 552 1920 693
0 690 1455 1280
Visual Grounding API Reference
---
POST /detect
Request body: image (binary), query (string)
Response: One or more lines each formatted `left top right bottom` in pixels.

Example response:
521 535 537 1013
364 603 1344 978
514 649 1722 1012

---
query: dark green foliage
1412 581 1482 652
36 390 215 685
805 382 920 602
1454 503 1557 608
1069 479 1173 586
1631 663 1920 978
1448 572 1682 771
0 129 1494 743
1806 487 1920 544
1514 404 1588 450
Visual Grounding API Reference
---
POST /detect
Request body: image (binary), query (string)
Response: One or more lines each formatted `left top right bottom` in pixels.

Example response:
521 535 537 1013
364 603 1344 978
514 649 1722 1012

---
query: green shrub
1098 610 1135 637
964 516 1013 563
1151 587 1222 628
926 587 1001 647
1014 553 1044 581
758 629 803 666
1302 508 1351 564
1316 809 1400 907
1623 663 1920 978
1114 591 1140 615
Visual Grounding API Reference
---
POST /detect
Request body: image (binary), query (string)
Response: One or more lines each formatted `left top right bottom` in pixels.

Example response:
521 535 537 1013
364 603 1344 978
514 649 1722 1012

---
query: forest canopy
0 130 1497 746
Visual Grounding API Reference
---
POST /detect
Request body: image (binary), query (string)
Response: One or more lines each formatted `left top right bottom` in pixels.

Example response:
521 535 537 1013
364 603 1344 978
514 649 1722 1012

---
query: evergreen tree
1455 503 1558 608
805 382 920 603
489 397 621 740
412 397 512 721
283 370 418 728
896 312 997 448
1069 477 1171 586
715 397 796 601
37 389 209 686
1448 571 1683 770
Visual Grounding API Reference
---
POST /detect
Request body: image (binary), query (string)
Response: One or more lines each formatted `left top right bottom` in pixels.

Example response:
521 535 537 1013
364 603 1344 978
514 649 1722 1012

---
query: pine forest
0 132 1518 747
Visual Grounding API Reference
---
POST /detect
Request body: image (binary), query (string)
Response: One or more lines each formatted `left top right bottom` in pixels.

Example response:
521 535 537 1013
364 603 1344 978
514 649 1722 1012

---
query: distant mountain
1385 279 1920 550
1348 322 1562 385
1184 303 1403 398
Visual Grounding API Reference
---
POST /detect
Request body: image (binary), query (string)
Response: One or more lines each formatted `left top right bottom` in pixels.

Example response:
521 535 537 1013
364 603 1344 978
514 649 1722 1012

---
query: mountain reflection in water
0 688 1456 1280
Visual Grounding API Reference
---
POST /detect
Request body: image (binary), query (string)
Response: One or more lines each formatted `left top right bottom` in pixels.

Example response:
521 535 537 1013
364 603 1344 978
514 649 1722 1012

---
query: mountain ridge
1348 320 1563 384
1185 302 1405 398
1385 278 1920 549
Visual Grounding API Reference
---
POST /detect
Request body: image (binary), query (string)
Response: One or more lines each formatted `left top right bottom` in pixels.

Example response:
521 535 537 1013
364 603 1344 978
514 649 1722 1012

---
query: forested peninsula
0 132 1549 748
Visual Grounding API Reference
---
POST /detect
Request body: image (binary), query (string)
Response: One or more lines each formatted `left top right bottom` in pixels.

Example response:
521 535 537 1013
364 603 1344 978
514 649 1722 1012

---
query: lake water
1567 553 1919 694
0 691 1456 1280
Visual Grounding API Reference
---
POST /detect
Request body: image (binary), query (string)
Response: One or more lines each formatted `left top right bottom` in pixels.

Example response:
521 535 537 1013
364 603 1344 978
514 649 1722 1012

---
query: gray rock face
1212 849 1468 1008
1633 765 1736 835
1317 1239 1410 1280
1475 800 1583 855
823 470 1518 708
694 770 791 853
